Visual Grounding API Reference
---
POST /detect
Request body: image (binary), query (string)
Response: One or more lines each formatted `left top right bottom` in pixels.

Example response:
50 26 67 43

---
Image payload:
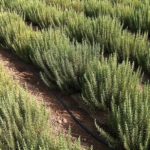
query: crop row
2 0 150 35
0 11 150 149
39 0 150 35
0 64 82 150
1 0 150 75
41 0 147 13
84 0 150 35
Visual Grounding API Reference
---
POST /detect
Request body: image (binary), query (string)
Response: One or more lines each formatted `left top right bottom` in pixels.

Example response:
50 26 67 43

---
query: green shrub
0 12 34 61
84 0 114 18
84 0 150 35
65 15 123 50
96 85 150 149
30 29 101 93
82 55 141 110
42 0 84 12
0 0 80 28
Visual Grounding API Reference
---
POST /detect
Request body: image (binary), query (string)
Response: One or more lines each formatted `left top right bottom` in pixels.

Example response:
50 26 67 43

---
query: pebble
63 118 67 123
58 119 62 124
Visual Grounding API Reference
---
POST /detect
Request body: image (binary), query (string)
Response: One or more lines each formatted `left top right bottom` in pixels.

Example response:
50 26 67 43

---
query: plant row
1 0 150 75
26 0 150 35
84 0 150 35
0 11 150 149
0 64 82 150
2 0 150 35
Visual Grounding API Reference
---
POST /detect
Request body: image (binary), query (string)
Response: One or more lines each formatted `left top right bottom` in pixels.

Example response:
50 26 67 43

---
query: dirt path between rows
0 49 109 150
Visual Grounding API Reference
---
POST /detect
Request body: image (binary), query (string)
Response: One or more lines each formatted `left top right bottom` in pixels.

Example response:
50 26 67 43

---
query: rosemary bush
0 12 34 61
84 0 150 35
42 0 84 12
0 0 80 28
82 55 141 110
96 86 150 149
30 29 101 93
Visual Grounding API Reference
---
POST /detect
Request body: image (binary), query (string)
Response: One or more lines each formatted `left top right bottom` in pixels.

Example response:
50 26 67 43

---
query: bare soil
0 49 109 150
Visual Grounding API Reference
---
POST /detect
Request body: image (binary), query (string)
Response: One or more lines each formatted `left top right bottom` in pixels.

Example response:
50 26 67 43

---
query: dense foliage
1 0 150 74
82 55 141 110
0 0 150 149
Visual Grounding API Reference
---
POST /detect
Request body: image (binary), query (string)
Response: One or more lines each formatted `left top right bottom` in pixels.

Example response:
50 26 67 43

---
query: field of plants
0 0 150 149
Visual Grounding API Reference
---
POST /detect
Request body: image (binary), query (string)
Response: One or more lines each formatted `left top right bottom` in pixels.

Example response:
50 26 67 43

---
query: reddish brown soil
0 49 109 150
